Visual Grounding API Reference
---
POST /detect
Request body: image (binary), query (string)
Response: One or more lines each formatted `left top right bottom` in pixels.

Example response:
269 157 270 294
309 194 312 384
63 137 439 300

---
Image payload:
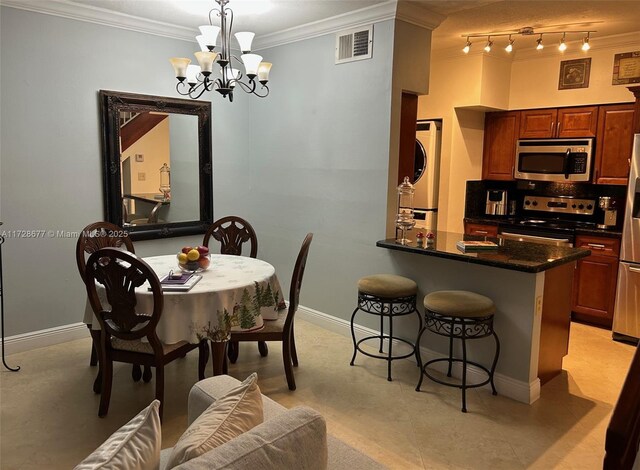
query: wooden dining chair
76 222 135 370
84 248 208 419
202 216 264 360
228 233 313 391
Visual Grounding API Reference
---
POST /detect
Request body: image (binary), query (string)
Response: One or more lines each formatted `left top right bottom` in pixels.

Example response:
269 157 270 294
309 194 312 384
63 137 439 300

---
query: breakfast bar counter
377 231 590 273
377 232 591 405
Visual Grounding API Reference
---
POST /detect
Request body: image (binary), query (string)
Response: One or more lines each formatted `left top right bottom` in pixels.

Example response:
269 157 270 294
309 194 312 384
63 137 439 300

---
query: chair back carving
284 233 313 331
76 222 135 282
203 216 258 258
84 248 163 348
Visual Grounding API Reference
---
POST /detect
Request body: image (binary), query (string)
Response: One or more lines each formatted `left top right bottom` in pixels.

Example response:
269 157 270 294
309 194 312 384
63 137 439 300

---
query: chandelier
169 0 272 102
462 27 595 54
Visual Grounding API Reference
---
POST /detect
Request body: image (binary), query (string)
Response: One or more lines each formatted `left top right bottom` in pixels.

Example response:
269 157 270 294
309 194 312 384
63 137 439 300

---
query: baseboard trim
3 322 89 356
297 304 540 404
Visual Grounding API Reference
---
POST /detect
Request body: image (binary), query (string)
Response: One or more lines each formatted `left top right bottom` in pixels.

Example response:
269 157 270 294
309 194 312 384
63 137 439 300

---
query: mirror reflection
119 111 200 227
100 90 213 241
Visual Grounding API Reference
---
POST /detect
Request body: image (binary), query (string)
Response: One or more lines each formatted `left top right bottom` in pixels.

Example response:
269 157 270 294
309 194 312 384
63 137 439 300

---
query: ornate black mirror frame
99 90 213 241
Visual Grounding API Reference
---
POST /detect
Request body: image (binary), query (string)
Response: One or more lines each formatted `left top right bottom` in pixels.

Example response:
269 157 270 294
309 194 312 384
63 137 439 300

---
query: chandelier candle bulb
241 54 263 78
199 25 220 50
186 64 201 85
234 32 255 53
195 51 218 75
196 35 209 52
258 62 272 82
170 57 191 80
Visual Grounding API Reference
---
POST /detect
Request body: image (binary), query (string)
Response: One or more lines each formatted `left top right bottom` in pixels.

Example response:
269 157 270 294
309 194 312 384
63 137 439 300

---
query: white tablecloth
83 254 286 343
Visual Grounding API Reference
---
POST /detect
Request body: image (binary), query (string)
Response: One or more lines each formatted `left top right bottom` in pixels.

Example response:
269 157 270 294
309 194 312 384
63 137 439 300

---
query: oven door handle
500 232 571 245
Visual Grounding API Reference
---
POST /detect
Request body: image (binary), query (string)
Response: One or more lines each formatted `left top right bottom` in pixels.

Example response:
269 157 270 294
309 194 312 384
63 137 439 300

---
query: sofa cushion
172 407 327 470
75 400 161 470
189 375 285 425
166 373 263 469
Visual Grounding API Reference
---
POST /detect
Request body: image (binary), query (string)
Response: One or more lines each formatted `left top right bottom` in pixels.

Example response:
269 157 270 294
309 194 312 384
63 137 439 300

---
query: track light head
484 37 493 53
582 33 590 51
505 35 514 53
558 33 567 51
536 35 544 50
463 37 471 54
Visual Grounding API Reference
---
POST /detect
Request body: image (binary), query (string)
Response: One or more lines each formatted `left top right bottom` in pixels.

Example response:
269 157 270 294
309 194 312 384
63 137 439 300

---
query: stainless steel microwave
515 138 593 182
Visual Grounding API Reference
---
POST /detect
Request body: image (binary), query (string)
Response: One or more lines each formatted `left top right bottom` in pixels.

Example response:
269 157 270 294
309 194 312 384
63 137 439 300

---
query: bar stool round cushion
424 290 495 318
357 274 417 298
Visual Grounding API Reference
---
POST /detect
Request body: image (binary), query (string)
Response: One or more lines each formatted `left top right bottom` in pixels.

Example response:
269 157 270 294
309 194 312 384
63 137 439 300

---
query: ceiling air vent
335 25 373 64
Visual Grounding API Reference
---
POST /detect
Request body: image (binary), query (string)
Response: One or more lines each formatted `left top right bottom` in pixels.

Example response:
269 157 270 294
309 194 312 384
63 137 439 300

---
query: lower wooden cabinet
464 223 498 237
572 235 620 328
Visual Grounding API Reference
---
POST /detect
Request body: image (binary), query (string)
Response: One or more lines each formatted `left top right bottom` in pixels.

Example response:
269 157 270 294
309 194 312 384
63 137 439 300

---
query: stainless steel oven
515 138 593 182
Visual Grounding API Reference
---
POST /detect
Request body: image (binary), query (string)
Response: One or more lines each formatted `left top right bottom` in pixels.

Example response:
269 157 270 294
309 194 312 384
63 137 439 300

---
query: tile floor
0 320 634 469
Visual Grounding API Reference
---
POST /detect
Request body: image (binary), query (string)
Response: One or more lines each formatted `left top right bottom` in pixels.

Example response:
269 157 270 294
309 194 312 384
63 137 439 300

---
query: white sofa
161 375 387 470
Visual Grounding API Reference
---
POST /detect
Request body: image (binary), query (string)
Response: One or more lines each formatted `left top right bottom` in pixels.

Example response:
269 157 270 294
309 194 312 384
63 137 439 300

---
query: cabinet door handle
630 267 640 274
551 121 555 136
556 121 561 136
587 243 606 249
475 230 488 234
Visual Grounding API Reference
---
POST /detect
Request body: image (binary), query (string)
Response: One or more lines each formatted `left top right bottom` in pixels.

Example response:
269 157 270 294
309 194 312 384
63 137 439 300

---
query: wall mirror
100 90 213 240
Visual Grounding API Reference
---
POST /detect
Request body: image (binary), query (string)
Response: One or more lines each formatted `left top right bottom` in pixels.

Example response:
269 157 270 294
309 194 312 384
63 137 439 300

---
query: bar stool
415 290 500 412
350 274 422 381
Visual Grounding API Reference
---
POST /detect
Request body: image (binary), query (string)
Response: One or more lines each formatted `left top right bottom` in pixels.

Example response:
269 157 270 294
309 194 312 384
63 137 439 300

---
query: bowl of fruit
177 246 211 272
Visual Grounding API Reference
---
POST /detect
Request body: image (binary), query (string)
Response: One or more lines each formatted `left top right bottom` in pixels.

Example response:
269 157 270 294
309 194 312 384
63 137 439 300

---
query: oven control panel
523 196 595 215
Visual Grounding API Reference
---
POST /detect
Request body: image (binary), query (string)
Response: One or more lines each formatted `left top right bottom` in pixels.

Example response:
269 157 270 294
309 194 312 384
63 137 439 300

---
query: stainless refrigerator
613 134 640 342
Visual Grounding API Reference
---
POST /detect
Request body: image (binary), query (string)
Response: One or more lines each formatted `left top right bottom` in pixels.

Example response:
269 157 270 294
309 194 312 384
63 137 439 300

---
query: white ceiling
13 0 640 51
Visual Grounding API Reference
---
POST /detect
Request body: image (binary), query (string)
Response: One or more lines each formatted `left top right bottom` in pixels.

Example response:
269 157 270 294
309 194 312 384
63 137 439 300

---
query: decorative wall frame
558 58 591 90
612 51 640 85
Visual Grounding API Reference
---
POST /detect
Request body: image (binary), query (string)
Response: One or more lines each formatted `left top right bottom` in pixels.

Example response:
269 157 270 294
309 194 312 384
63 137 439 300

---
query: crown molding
395 1 446 31
252 1 398 51
0 0 197 42
0 0 408 51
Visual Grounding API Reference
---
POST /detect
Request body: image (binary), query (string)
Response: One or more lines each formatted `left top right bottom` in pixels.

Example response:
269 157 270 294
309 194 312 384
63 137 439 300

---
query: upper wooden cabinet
519 106 598 138
482 111 520 181
594 103 635 185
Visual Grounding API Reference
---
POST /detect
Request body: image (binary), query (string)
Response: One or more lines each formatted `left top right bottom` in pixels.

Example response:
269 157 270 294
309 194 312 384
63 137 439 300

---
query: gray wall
0 7 248 335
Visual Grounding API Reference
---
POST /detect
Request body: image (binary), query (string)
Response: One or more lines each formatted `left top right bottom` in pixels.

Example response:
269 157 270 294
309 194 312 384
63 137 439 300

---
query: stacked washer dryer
413 120 442 232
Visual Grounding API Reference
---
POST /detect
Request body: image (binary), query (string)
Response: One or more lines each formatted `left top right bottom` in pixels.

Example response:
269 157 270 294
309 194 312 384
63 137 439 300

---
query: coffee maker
485 190 508 216
598 196 618 229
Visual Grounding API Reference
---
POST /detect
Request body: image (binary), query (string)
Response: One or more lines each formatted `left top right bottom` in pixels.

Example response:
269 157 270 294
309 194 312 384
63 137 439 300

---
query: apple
197 246 209 255
198 256 210 269
181 246 193 254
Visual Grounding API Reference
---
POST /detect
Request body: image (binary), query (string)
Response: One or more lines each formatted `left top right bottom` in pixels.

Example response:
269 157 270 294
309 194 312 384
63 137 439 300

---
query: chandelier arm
231 78 256 94
188 82 210 100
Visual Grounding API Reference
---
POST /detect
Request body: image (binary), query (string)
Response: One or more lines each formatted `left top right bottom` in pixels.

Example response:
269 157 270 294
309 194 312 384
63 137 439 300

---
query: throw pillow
75 399 161 470
166 373 263 469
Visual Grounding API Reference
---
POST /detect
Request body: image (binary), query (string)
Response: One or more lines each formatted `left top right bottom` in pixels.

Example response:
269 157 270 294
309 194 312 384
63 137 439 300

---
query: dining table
83 253 286 375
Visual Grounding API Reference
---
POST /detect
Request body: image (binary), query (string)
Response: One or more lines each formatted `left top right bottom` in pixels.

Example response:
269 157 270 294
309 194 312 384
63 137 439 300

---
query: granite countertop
463 216 622 238
377 231 591 273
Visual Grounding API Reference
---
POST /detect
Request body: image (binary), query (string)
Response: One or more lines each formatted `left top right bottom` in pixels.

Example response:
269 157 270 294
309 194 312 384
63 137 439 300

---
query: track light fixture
505 35 514 53
558 33 567 52
582 32 591 51
484 37 493 53
461 27 595 54
463 37 471 54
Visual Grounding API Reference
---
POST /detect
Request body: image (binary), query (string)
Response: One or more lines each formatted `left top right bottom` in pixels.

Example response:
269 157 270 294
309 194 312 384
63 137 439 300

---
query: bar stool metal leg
349 306 359 366
490 331 500 396
415 326 427 392
447 329 454 378
461 327 468 413
379 308 385 354
387 308 393 381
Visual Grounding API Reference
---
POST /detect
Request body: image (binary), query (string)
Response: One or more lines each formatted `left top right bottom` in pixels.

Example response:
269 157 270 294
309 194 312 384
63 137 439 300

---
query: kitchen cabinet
594 103 635 185
482 111 520 181
519 106 598 138
572 235 620 328
464 222 498 237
